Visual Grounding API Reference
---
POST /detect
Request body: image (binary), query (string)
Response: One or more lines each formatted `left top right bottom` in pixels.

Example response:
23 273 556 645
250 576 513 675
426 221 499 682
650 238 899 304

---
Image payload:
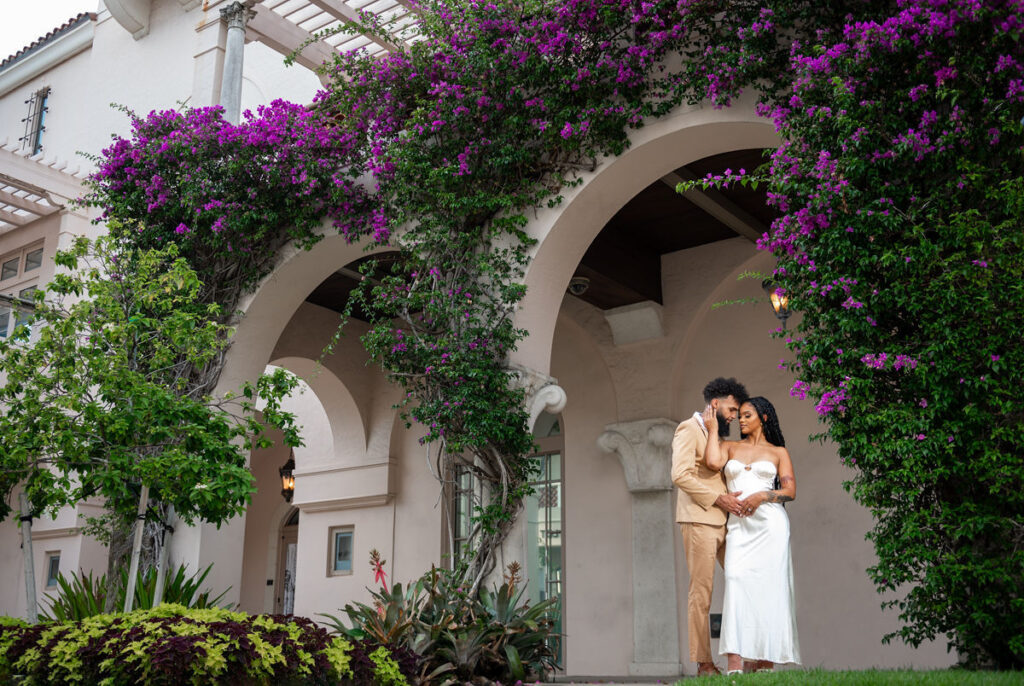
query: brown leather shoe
696 662 722 677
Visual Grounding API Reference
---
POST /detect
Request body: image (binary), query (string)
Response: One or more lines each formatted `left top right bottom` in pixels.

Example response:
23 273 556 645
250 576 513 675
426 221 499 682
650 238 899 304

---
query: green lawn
681 669 1023 685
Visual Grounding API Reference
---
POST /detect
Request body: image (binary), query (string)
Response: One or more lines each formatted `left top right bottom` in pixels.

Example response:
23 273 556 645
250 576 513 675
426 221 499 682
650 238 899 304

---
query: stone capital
220 1 256 30
598 418 677 492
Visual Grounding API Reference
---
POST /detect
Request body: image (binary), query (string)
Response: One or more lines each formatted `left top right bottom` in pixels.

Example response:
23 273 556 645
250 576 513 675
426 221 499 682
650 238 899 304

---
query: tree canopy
0 236 301 526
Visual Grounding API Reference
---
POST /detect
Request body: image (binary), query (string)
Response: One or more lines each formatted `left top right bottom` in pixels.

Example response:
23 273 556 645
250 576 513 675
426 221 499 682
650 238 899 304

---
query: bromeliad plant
320 562 558 684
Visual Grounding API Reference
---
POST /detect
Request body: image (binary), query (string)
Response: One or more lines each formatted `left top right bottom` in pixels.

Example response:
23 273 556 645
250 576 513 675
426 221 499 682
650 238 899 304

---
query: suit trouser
680 521 727 663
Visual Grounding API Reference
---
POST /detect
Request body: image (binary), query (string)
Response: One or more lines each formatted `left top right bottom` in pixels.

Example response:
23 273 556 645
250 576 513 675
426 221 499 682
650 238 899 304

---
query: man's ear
710 398 719 411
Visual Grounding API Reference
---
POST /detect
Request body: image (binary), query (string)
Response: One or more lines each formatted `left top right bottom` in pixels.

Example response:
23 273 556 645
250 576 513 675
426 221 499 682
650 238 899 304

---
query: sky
0 0 98 62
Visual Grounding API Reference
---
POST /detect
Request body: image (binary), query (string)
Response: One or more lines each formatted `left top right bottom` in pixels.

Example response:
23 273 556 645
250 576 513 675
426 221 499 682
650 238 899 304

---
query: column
219 1 255 124
598 418 683 678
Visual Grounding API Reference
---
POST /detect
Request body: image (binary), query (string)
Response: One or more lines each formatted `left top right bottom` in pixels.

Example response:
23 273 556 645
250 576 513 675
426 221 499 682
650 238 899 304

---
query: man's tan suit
671 414 727 664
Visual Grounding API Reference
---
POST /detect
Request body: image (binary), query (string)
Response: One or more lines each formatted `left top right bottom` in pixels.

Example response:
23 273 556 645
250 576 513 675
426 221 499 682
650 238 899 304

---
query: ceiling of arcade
302 148 775 318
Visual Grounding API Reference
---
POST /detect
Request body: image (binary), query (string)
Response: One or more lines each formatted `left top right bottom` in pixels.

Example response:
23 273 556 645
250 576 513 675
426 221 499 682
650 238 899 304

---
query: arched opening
511 101 778 375
510 104 783 676
229 243 402 614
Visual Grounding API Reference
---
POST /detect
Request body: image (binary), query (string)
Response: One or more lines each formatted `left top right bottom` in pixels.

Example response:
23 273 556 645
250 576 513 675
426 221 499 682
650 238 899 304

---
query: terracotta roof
1 12 96 71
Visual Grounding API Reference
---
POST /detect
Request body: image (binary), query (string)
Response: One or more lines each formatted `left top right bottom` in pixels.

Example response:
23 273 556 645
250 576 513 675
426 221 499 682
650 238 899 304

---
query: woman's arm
771 448 796 502
701 406 732 470
739 448 796 515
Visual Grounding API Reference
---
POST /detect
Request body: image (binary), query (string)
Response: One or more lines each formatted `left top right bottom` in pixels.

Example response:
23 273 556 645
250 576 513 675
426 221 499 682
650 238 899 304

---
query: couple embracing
671 377 801 676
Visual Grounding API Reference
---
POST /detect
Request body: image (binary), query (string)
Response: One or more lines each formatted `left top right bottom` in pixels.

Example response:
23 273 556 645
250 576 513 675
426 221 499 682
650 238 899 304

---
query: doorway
275 508 299 614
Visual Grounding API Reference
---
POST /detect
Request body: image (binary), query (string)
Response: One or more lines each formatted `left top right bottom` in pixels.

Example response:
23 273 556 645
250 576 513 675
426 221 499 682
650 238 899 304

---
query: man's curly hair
702 377 749 404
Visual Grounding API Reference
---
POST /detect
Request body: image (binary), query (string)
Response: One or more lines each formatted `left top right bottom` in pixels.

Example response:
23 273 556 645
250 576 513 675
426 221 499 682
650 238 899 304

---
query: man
671 377 748 677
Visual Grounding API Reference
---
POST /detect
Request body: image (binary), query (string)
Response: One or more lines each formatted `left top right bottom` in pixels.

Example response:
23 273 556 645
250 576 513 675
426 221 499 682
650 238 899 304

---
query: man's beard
717 411 731 438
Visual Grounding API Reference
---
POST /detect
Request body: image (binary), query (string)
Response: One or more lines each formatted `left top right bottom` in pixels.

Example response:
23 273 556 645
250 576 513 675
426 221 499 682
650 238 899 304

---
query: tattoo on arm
765 491 794 503
779 475 794 486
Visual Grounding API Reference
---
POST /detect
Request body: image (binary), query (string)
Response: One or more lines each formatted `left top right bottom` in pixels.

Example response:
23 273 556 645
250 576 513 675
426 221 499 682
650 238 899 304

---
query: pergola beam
0 188 57 217
307 0 401 52
661 169 766 242
0 208 31 227
0 149 83 202
247 4 337 73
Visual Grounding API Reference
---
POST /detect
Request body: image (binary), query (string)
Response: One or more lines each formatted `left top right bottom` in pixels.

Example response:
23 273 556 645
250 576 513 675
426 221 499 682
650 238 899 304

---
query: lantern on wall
279 451 296 503
762 280 791 329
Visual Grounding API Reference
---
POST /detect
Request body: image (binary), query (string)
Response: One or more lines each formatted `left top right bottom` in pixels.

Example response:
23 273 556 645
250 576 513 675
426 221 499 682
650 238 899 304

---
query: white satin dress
719 459 801 664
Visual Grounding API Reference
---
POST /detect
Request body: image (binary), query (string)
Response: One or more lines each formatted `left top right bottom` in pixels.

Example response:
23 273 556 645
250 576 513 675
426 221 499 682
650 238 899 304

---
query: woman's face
738 402 761 435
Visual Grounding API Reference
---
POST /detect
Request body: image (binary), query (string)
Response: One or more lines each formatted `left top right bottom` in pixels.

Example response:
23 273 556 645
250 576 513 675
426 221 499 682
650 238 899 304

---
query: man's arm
671 421 737 513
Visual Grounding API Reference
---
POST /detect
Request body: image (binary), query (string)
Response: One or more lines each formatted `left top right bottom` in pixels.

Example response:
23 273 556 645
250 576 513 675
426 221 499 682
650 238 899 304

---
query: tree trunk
103 517 133 613
19 492 38 623
123 485 149 613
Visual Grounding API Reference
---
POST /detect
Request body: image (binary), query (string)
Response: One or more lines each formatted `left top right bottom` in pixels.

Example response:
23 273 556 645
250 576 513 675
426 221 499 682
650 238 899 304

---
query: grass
679 669 1023 685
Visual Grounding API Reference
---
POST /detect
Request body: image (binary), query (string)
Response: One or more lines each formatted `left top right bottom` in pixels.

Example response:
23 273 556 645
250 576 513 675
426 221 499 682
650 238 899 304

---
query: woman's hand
738 492 767 516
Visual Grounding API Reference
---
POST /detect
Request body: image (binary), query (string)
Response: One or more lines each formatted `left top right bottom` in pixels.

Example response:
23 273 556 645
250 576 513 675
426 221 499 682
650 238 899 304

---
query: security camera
567 276 590 296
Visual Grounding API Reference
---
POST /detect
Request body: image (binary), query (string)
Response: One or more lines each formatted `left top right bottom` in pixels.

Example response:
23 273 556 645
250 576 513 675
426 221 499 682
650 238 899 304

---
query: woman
702 396 801 673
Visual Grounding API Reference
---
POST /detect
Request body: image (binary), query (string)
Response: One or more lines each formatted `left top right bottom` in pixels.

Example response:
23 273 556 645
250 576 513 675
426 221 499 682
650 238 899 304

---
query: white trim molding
0 21 95 98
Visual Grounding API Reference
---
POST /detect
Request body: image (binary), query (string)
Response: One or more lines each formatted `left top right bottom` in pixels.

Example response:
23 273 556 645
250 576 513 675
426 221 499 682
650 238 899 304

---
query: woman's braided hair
745 396 786 447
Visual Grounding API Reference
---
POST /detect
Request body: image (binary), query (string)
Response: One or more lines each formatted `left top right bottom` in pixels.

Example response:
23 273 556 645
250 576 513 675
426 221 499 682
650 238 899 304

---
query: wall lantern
762 280 791 329
279 451 296 503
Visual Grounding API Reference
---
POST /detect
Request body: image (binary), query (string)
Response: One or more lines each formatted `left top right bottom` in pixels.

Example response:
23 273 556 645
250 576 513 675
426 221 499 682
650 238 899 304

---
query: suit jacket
671 414 727 525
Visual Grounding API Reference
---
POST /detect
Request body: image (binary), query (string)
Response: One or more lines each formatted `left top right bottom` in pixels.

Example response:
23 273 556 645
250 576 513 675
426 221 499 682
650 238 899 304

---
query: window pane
333 531 352 572
1 258 18 281
12 289 34 338
549 453 561 481
24 248 43 272
46 554 60 587
0 307 9 338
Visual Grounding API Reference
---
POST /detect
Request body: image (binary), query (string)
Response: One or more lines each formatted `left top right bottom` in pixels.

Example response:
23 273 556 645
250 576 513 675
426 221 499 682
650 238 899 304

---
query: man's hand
714 491 744 516
702 404 718 432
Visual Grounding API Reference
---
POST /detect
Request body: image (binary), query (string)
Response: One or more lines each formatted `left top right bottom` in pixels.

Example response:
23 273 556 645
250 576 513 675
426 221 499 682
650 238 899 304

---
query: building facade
0 1 954 677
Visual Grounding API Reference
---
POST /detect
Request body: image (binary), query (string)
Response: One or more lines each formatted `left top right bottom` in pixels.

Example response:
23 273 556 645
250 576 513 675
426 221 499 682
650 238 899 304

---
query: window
452 465 483 561
21 88 50 155
524 412 565 665
525 452 562 605
0 244 43 339
1 258 17 281
24 248 43 272
328 526 354 576
45 552 60 588
0 243 44 285
11 287 36 337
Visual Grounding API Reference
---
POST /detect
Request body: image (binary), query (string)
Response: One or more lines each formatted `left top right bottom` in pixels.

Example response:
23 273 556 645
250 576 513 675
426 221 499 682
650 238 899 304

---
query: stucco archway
269 356 368 465
215 225 391 400
174 225 389 605
511 96 779 376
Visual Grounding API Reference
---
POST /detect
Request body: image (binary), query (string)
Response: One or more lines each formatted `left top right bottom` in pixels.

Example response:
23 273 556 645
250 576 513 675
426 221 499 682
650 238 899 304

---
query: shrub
0 604 416 685
321 563 558 684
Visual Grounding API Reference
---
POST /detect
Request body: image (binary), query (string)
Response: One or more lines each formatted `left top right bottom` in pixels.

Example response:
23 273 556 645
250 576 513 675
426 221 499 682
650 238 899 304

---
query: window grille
20 88 50 155
452 465 483 562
